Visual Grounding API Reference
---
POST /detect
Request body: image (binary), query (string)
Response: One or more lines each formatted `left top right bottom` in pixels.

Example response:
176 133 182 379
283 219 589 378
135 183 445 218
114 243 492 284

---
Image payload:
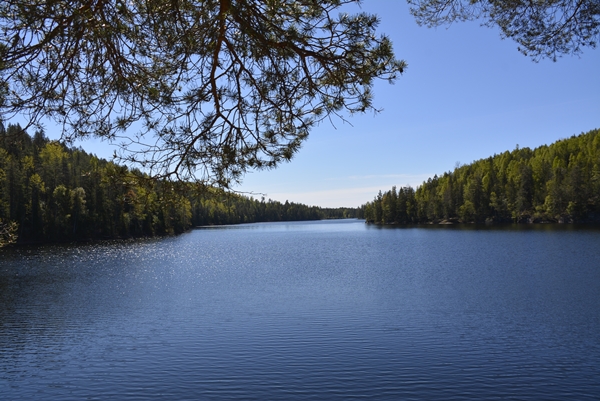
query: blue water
1 220 600 400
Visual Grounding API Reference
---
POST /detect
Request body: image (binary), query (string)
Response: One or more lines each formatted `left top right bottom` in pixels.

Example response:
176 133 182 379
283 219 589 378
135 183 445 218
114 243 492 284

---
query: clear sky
235 2 600 208
37 2 600 208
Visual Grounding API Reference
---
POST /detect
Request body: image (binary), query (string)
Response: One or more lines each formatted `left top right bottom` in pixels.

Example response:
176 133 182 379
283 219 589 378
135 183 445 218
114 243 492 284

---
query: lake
1 220 600 400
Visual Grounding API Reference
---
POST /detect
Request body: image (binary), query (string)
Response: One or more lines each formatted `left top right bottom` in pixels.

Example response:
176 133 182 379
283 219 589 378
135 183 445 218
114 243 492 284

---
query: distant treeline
0 122 357 245
362 128 600 224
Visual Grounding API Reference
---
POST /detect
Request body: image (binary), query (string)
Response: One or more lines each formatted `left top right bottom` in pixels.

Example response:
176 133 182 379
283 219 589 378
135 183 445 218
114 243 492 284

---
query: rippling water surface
1 220 600 400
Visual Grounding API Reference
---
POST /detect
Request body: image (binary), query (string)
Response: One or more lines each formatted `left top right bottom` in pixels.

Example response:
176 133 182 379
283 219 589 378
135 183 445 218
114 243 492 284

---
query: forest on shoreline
0 122 358 246
3 122 599 246
362 128 600 225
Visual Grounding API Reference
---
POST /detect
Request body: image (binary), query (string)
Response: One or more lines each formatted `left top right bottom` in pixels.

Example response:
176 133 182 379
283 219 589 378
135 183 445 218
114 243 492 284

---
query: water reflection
1 220 600 400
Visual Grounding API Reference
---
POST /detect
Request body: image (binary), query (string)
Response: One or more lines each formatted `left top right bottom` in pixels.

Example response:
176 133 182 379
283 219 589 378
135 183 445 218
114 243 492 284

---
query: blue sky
235 2 600 207
38 2 600 208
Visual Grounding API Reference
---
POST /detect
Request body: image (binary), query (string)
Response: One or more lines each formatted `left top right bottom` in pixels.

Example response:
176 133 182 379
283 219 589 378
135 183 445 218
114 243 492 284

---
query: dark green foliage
408 0 600 61
0 218 17 246
189 195 357 227
363 128 600 224
1 0 405 186
0 123 357 244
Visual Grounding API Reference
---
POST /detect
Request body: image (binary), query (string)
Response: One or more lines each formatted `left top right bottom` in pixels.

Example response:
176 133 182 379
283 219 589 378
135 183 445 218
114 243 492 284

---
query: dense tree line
363 128 600 224
0 122 357 245
191 195 358 226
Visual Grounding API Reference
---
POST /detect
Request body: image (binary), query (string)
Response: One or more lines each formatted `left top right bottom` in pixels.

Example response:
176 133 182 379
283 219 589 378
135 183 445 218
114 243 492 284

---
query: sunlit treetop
0 0 405 186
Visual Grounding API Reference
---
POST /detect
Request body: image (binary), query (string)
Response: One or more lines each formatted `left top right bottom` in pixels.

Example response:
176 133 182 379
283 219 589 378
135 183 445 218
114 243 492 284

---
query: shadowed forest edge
0 122 358 245
2 124 600 246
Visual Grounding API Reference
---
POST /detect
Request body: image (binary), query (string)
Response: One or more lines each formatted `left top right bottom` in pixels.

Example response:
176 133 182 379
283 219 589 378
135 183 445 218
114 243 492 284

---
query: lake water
1 220 600 400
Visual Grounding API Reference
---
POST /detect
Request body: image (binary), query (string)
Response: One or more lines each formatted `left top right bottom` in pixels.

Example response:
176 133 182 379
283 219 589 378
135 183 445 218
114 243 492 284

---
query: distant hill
362 128 600 224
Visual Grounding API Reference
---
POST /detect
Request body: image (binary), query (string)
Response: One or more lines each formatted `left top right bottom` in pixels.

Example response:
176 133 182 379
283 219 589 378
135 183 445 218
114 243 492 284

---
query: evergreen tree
363 128 600 225
1 0 405 186
408 0 600 61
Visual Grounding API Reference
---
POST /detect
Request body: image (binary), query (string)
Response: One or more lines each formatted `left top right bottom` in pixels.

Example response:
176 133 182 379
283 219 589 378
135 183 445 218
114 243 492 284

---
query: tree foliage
363 128 600 224
408 0 600 60
0 219 18 247
0 122 358 245
0 0 405 186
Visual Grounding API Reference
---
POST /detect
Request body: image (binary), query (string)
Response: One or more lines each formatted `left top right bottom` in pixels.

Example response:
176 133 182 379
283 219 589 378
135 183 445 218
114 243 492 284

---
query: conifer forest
0 122 357 245
363 129 600 225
